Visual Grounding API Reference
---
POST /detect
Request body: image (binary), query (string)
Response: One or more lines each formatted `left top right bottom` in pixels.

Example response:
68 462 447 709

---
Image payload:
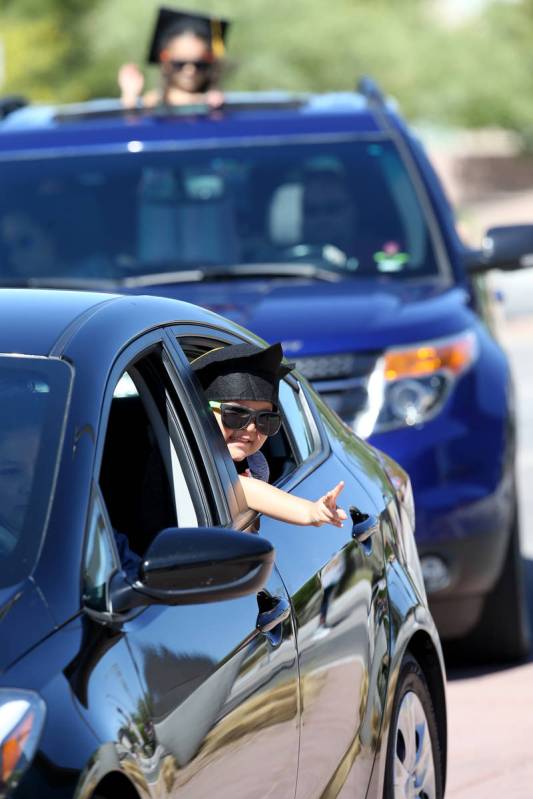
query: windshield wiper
218 264 343 281
0 262 344 291
120 262 343 288
120 269 207 288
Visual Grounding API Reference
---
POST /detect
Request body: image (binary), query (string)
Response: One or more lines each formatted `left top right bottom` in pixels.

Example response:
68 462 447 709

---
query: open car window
95 343 210 564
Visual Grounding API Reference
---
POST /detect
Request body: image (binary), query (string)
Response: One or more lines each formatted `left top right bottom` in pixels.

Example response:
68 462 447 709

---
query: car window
0 355 71 588
278 379 316 461
82 487 119 612
0 139 440 283
97 346 206 562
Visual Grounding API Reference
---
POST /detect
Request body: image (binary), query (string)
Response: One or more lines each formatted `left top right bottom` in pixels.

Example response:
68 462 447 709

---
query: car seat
137 174 241 266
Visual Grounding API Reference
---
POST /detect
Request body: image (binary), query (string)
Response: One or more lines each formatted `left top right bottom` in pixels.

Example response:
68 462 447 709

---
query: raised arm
118 63 145 108
239 477 347 527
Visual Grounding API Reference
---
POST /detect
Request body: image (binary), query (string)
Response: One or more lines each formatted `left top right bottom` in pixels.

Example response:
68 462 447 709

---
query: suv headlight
0 689 46 797
356 330 478 437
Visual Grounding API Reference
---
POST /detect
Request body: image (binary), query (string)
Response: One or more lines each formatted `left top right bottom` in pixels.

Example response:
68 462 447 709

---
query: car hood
0 580 55 674
135 276 475 355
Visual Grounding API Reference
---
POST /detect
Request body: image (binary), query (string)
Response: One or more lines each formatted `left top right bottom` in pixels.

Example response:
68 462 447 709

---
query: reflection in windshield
0 357 71 587
0 139 439 283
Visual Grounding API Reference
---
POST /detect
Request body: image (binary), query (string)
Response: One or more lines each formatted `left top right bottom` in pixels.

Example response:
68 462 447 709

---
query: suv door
92 334 300 798
173 330 390 799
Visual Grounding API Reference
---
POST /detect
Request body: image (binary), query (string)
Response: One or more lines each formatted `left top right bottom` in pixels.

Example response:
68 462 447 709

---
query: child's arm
239 477 347 528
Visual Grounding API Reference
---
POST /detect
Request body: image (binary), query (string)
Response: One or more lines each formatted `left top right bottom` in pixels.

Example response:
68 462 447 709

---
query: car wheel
465 501 530 662
384 654 444 799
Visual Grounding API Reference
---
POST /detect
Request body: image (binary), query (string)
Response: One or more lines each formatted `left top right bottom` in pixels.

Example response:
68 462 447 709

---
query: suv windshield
0 356 71 587
0 138 440 283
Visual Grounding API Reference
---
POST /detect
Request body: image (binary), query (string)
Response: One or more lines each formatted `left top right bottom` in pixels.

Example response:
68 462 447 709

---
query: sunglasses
209 401 282 437
166 59 213 72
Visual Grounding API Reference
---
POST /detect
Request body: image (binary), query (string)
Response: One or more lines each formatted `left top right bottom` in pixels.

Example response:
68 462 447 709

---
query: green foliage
0 0 105 101
2 0 533 141
0 17 68 101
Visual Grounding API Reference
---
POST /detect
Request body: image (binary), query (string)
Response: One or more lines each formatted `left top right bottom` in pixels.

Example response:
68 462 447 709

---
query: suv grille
293 352 381 422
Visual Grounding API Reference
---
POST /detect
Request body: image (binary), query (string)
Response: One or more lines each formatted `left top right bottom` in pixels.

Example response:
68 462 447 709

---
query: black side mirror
109 527 274 613
467 224 533 274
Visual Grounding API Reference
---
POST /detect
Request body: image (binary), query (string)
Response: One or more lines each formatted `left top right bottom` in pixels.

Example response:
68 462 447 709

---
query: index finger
327 481 345 503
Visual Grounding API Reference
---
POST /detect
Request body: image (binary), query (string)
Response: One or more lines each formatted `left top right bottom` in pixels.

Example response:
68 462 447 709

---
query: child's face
213 399 272 462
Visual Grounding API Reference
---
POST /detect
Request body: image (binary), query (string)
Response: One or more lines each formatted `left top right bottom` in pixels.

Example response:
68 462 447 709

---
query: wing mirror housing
109 527 274 613
467 224 533 274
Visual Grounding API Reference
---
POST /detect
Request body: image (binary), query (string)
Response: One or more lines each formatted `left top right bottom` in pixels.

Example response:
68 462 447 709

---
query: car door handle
349 506 379 543
256 596 291 634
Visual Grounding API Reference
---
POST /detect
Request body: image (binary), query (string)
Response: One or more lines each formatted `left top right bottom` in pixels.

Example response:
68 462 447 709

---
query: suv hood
136 276 475 355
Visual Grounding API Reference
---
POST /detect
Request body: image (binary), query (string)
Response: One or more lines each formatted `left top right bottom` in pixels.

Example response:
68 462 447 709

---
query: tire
384 654 444 799
460 503 530 663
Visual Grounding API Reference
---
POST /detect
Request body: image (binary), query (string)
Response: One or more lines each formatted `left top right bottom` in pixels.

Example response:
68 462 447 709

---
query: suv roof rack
0 95 29 120
356 76 386 107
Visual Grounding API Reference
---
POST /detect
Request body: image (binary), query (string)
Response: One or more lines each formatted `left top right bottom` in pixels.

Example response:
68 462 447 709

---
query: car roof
0 90 400 157
0 288 236 357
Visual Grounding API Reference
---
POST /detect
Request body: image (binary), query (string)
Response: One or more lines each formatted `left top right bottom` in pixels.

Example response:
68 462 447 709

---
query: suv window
0 139 439 283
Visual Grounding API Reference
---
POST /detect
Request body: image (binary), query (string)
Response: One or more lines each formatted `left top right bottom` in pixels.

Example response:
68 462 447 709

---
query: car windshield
0 138 440 283
0 356 71 587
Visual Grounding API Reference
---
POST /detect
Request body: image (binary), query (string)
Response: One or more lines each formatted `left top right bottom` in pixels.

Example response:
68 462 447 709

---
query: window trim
163 326 249 525
127 359 205 528
81 481 122 618
278 377 320 464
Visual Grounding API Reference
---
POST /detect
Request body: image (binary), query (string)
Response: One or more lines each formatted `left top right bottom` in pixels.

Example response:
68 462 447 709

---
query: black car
0 288 446 798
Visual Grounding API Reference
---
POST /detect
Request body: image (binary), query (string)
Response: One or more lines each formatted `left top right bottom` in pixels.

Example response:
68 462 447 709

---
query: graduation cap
191 342 294 407
148 7 230 64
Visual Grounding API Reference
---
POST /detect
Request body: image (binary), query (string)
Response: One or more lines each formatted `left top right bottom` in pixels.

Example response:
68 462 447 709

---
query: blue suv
1 83 533 660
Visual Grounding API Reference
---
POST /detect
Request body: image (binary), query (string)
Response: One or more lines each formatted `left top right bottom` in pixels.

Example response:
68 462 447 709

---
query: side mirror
467 224 533 274
109 527 274 613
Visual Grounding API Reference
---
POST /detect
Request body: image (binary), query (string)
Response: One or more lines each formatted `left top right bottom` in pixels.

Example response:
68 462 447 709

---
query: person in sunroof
118 7 228 109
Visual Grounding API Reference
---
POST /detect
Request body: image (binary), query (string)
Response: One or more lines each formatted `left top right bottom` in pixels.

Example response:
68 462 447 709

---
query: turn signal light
384 331 477 381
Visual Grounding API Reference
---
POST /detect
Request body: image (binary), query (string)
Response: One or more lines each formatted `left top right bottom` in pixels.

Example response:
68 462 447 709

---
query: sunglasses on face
209 401 282 437
165 59 213 72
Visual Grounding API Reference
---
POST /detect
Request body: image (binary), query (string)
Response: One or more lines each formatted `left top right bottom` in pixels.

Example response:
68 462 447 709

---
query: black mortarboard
191 342 293 407
147 7 230 64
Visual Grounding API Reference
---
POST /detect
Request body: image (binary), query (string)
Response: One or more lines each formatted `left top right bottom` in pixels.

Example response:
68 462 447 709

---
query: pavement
445 277 533 798
446 658 533 799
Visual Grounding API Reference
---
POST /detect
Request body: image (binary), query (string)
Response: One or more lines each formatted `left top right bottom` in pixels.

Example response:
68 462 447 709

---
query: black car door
171 330 390 799
259 379 390 799
92 334 300 798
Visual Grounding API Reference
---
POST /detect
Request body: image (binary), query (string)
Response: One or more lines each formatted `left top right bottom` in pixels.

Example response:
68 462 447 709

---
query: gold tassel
210 19 225 58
